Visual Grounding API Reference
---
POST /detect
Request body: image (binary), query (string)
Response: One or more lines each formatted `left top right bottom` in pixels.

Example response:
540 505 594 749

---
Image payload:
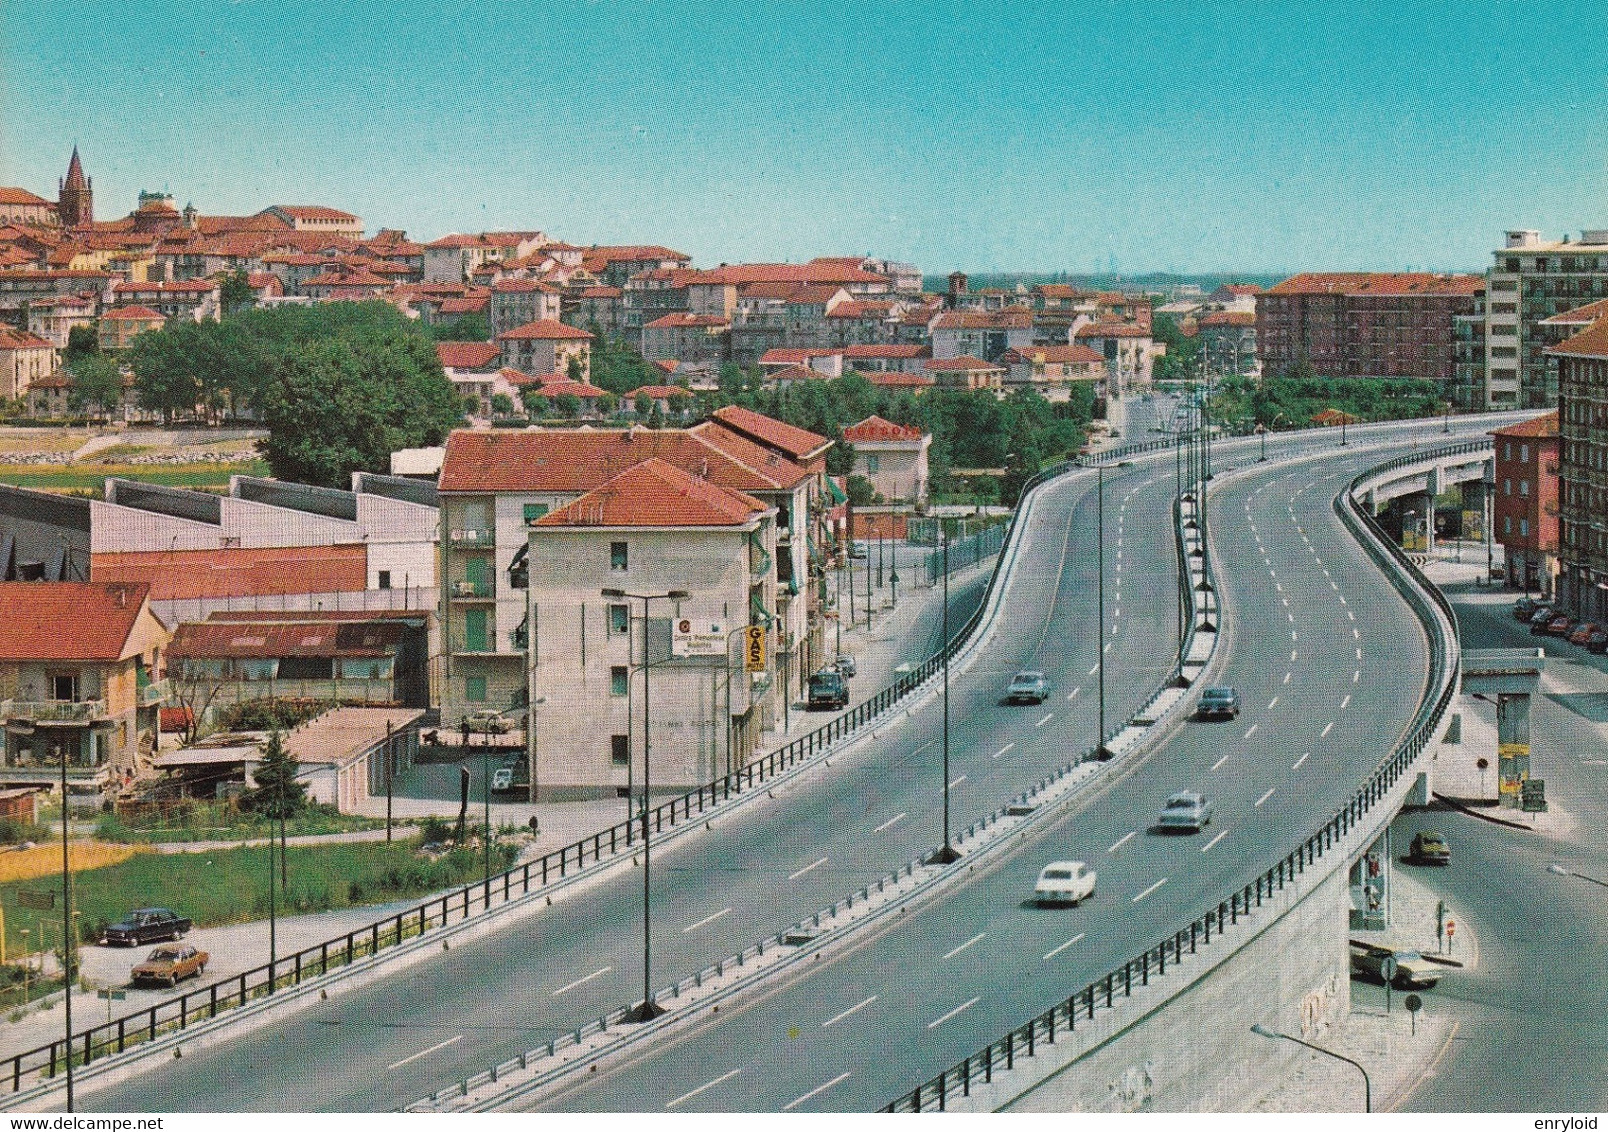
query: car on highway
834 654 858 678
102 908 192 946
131 944 208 987
1349 941 1441 989
1195 686 1241 720
1514 596 1538 620
807 668 849 710
1409 830 1451 865
491 753 528 794
1034 861 1097 906
1546 613 1576 636
1570 621 1601 647
1156 791 1213 833
1005 670 1050 704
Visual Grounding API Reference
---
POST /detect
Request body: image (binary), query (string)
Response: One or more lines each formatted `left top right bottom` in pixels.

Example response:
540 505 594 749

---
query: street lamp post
59 737 73 1112
602 587 690 1024
1251 1024 1370 1112
1549 862 1608 889
1443 400 1452 434
927 525 960 866
1097 462 1108 758
525 697 546 805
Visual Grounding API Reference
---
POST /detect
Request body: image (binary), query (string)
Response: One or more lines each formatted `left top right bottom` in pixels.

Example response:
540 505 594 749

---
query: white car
1034 861 1097 906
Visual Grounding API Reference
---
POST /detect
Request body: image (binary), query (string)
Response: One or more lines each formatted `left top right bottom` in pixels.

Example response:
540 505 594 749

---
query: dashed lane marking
552 966 612 997
1256 787 1276 807
943 932 987 960
1043 933 1085 961
927 996 981 1029
684 907 732 933
1108 831 1136 853
789 856 830 881
785 1073 853 1111
822 995 877 1028
873 812 906 833
1292 752 1310 770
1132 878 1169 903
668 1069 742 1109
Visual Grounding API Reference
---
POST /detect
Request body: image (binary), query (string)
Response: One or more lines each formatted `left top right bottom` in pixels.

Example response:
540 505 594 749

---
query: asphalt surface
82 455 1187 1111
523 424 1515 1112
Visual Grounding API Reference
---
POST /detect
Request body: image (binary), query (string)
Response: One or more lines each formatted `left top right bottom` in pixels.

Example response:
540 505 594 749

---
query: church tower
57 146 93 228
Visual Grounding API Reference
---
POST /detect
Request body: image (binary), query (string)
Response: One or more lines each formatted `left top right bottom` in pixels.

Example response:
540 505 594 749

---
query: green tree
241 730 307 818
64 324 100 364
220 269 255 318
668 391 693 419
490 393 515 418
554 392 582 419
521 389 548 419
565 355 585 383
68 355 124 416
845 473 876 507
634 392 653 419
429 313 491 342
597 391 619 416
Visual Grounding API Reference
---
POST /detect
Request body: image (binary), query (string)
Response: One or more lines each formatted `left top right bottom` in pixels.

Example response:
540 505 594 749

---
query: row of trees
1209 360 1447 431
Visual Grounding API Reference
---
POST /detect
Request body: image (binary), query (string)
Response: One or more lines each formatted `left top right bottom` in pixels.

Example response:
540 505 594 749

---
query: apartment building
999 344 1104 400
1491 412 1560 595
0 328 59 400
842 416 930 506
1548 320 1608 619
497 318 592 379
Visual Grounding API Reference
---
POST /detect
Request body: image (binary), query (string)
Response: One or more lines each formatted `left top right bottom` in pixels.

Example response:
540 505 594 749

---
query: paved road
83 454 1188 1111
522 428 1506 1111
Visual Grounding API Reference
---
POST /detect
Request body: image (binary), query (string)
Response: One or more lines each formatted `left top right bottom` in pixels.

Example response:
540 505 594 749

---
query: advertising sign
672 618 726 659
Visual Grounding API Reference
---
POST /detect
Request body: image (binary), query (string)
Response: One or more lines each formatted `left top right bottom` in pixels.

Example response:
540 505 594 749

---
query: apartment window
609 604 630 634
1521 444 1530 463
1504 479 1511 497
1521 480 1530 497
610 541 629 572
611 734 629 766
50 674 79 702
377 570 391 590
865 454 880 474
1504 516 1512 535
611 666 629 696
465 675 488 703
1521 518 1530 538
523 503 549 526
1504 442 1512 460
464 608 489 651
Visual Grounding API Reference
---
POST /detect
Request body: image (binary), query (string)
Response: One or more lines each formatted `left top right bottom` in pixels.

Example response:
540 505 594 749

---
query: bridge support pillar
1348 829 1390 932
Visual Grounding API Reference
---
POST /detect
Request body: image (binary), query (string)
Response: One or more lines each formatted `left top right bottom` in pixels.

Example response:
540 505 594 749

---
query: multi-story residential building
0 328 59 400
528 457 778 797
0 270 114 327
0 187 57 228
260 205 363 239
423 233 543 283
435 410 831 759
489 279 562 336
926 355 1004 392
1258 272 1483 398
842 344 928 374
842 416 930 506
580 245 692 289
642 313 730 367
110 279 220 322
1196 310 1258 375
27 292 99 347
564 285 625 339
1474 229 1608 410
1074 321 1161 391
497 318 592 379
824 299 898 347
0 581 169 805
436 340 504 418
1549 320 1608 619
929 309 1034 362
1490 412 1560 595
999 344 1105 401
97 305 167 350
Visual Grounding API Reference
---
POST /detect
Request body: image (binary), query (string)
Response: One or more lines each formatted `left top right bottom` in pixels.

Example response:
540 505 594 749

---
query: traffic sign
744 625 766 672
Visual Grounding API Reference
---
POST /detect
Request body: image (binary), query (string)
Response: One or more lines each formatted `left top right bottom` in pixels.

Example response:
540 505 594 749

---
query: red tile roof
653 359 680 374
645 313 730 329
1267 273 1484 297
827 300 895 319
768 365 825 383
437 295 489 313
536 457 769 529
436 341 500 369
1075 322 1152 339
925 355 1001 371
533 379 607 398
101 305 165 322
843 344 928 359
1000 345 1102 365
933 309 1033 329
0 188 52 207
1548 318 1608 359
709 405 832 462
0 328 55 349
1490 411 1559 440
1199 310 1257 327
492 278 560 293
676 263 887 287
758 348 838 365
113 279 218 294
864 371 935 389
628 385 688 399
266 205 360 222
498 318 593 340
170 619 402 660
0 582 152 661
1540 298 1608 327
842 415 925 443
580 286 623 298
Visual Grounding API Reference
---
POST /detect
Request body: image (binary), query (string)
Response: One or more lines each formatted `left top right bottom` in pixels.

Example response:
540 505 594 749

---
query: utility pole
1097 463 1108 758
928 525 960 866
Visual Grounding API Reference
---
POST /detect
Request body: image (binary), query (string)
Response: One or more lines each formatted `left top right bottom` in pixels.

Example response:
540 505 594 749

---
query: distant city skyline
4 2 1607 275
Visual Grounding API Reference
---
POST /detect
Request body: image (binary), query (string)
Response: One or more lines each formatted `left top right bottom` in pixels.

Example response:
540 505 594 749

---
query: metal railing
0 700 107 724
883 442 1466 1112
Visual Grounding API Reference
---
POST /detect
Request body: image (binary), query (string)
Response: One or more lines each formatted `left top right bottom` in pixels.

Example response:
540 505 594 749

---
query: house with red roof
0 582 170 801
497 318 593 379
0 327 60 401
1490 411 1560 596
926 355 1004 393
1074 320 1162 390
930 309 1034 362
842 343 929 374
1196 310 1259 375
842 416 930 506
642 312 731 368
1000 345 1105 401
490 278 562 335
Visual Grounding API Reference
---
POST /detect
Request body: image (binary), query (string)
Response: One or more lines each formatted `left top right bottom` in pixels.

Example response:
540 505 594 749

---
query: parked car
807 669 849 710
1349 941 1441 989
491 754 528 794
102 908 192 946
1570 621 1600 647
1588 628 1608 655
849 540 869 559
1513 596 1538 620
1196 686 1241 720
1409 830 1451 865
1546 614 1575 636
462 709 515 734
1034 861 1097 906
1006 670 1050 705
131 944 208 987
834 654 858 678
1528 606 1557 633
1156 791 1213 833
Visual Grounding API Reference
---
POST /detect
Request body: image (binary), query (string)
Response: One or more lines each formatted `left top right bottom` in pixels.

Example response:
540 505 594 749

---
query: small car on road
807 669 849 710
1034 861 1097 906
1196 686 1241 720
1528 606 1557 633
1546 613 1576 637
1349 941 1441 989
131 944 208 987
1006 670 1050 705
834 654 858 678
1409 830 1451 865
1588 628 1608 655
101 908 192 946
1156 791 1213 833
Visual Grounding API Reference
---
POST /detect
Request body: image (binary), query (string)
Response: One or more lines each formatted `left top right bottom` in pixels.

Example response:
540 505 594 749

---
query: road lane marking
1202 829 1228 852
1347 611 1355 621
1321 722 1335 737
943 932 986 960
1103 642 1113 653
785 1072 853 1111
1089 663 1101 675
1267 697 1279 710
1043 933 1086 960
1353 628 1361 639
992 743 1015 760
789 856 829 881
668 1068 742 1108
1037 712 1054 727
1108 831 1136 853
1340 694 1351 709
552 966 612 997
1356 648 1363 660
1291 650 1298 661
1354 671 1360 683
873 812 906 833
683 907 732 933
1067 687 1081 700
1288 612 1295 623
1340 595 1347 605
1283 672 1292 685
1244 723 1259 738
948 775 968 789
1291 630 1298 641
1292 753 1309 770
387 1034 462 1071
1211 753 1230 770
1282 598 1289 607
1255 787 1276 807
1132 878 1169 903
823 995 877 1028
927 996 981 1029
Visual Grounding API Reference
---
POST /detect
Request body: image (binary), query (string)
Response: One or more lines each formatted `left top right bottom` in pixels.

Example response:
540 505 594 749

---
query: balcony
450 578 495 600
138 680 169 707
1 699 108 724
447 528 495 549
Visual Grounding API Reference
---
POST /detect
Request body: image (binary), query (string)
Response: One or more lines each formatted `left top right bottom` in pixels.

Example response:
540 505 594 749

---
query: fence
883 442 1467 1112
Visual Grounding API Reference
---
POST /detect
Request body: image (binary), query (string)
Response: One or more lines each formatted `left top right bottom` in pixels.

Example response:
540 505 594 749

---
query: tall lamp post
927 525 961 866
1549 862 1608 889
1097 463 1109 758
1251 1024 1370 1112
59 736 73 1112
602 587 690 1024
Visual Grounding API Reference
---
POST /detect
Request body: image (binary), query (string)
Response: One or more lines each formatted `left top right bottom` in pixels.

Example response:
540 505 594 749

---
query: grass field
0 837 516 952
0 460 268 492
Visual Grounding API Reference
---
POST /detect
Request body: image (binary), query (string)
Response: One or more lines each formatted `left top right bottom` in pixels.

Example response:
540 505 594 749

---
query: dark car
1528 606 1557 633
1409 830 1451 865
1588 629 1608 654
102 908 192 947
807 669 849 710
834 654 858 678
1513 596 1538 621
1571 621 1601 647
1196 686 1241 720
1547 614 1575 636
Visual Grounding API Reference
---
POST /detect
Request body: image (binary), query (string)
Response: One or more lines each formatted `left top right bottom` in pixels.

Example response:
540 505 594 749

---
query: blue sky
3 2 1606 274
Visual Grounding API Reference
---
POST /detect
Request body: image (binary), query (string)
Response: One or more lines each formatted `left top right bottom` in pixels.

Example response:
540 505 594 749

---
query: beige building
260 205 364 239
842 416 930 506
0 582 170 805
99 305 167 350
0 187 56 227
0 328 59 401
497 318 593 379
999 345 1105 401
